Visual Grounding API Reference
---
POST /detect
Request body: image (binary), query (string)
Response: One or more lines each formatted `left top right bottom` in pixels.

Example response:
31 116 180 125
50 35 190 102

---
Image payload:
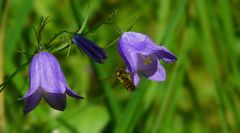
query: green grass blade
160 0 188 46
155 0 170 40
94 63 121 123
217 0 240 90
203 2 240 131
151 0 188 132
160 22 193 133
195 0 231 132
113 80 150 133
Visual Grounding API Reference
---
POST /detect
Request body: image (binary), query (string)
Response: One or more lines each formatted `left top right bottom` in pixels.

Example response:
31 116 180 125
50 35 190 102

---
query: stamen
144 56 152 65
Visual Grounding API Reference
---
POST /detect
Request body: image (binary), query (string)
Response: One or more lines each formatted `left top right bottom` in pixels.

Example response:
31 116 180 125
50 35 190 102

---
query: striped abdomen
115 68 136 92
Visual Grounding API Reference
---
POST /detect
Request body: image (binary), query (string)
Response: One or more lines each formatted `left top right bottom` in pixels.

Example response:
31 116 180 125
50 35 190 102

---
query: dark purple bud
72 34 107 64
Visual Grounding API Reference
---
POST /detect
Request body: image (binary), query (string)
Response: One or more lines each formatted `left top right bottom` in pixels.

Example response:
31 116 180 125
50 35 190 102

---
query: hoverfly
115 68 136 92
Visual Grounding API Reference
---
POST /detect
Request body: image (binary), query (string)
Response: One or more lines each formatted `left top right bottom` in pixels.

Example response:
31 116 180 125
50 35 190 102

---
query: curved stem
46 30 69 46
50 42 71 54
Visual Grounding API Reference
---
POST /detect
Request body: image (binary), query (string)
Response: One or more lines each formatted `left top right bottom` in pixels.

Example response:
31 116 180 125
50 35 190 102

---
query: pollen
144 56 152 65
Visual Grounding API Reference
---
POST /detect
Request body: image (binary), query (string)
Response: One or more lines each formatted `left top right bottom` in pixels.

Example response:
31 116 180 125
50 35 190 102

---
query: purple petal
43 91 66 111
119 32 148 51
23 89 42 114
57 66 83 99
24 54 41 97
38 52 66 94
132 73 140 86
66 87 84 99
119 32 157 57
147 61 166 81
117 44 133 72
126 68 140 86
119 32 177 63
151 46 177 63
118 44 143 73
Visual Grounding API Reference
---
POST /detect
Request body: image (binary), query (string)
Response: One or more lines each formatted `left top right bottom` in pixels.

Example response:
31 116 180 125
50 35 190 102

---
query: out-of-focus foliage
0 0 240 132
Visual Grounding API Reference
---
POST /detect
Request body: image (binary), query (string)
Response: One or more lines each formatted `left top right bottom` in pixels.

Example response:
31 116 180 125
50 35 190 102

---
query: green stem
93 63 121 123
0 60 30 92
46 30 69 46
113 80 149 133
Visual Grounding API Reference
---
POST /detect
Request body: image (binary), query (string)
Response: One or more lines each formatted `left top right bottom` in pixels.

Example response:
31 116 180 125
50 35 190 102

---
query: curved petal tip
43 92 66 111
23 89 42 114
66 88 84 99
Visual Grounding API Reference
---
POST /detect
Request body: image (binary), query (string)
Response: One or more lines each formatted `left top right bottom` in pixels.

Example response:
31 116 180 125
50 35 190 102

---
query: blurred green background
0 0 240 132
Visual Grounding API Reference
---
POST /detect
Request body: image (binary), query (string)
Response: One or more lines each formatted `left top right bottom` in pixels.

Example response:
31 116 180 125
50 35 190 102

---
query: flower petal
117 43 133 72
72 34 107 64
126 68 140 86
147 61 166 81
23 89 42 114
118 44 145 73
119 32 148 51
24 53 41 97
39 52 66 94
57 64 84 99
66 87 84 99
43 91 66 111
119 32 177 63
150 46 177 63
132 73 140 86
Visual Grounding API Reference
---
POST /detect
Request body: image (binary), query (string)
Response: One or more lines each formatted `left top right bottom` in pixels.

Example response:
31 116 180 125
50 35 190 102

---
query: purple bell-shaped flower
23 52 83 114
118 32 177 86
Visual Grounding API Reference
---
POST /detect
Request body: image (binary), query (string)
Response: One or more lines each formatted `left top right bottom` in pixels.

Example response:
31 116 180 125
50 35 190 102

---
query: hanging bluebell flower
118 32 177 86
23 52 83 114
72 34 108 64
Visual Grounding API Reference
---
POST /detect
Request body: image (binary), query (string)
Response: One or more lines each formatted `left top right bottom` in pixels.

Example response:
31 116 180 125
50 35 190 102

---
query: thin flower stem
105 37 119 49
46 30 69 46
33 17 50 51
17 50 34 56
83 8 117 35
50 42 71 54
66 43 72 57
0 60 30 93
77 5 89 34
